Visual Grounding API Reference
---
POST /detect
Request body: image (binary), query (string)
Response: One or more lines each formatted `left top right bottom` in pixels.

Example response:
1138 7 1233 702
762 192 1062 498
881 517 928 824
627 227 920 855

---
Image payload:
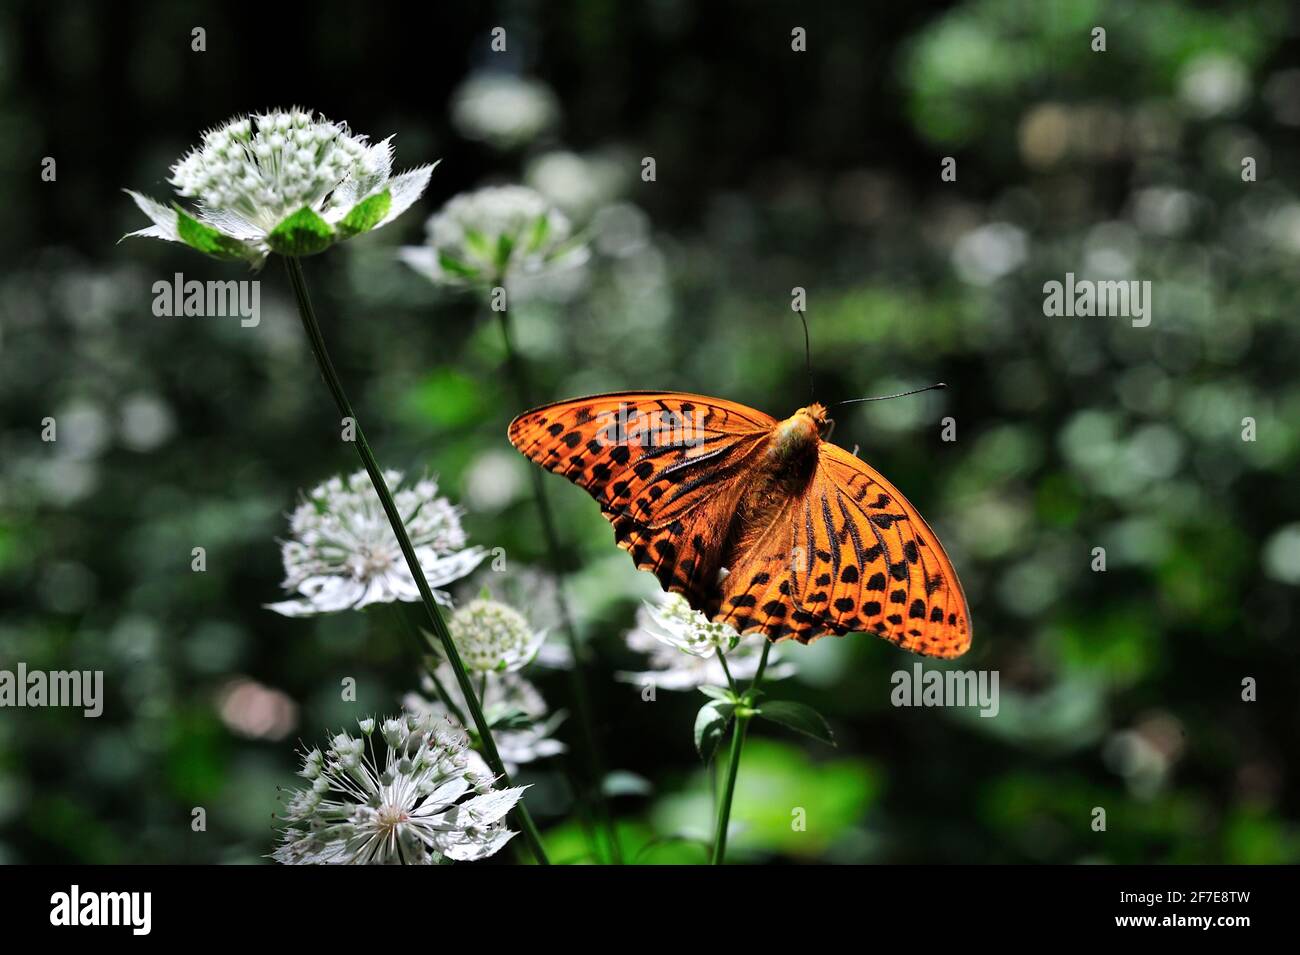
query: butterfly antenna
833 382 947 406
797 311 814 400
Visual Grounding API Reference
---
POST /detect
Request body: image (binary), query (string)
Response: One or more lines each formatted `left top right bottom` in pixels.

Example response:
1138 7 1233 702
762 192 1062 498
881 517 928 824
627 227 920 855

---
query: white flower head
525 150 627 222
457 566 575 668
446 597 548 674
273 712 526 864
125 108 434 267
451 73 559 150
619 592 794 691
399 185 589 288
405 663 565 772
266 469 486 617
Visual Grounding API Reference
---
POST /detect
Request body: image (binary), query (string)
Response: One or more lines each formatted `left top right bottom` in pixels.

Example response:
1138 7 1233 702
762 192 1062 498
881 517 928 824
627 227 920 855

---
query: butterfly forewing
508 393 775 605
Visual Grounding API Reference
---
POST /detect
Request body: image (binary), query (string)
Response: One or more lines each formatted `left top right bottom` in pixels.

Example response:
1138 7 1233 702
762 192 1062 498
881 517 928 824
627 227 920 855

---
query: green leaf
488 708 535 732
495 231 515 271
526 212 551 252
697 685 737 703
694 700 734 763
547 230 591 264
463 228 494 261
437 252 481 280
336 189 391 238
755 700 835 746
172 205 251 261
266 206 335 256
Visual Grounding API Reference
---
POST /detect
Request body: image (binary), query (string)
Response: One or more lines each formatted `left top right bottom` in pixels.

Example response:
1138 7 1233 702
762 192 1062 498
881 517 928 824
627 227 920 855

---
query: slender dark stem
710 640 772 865
749 638 774 690
389 604 468 728
711 709 750 866
797 310 813 401
494 305 623 864
284 257 549 865
717 648 738 694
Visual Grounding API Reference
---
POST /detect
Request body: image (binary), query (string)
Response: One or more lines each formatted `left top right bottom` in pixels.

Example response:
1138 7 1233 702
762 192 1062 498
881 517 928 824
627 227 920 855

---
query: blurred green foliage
0 0 1297 863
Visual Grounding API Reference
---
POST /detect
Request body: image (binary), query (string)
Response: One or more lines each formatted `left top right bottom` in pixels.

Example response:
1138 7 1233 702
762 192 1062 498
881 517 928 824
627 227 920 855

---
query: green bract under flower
125 108 434 267
400 185 589 287
447 598 547 673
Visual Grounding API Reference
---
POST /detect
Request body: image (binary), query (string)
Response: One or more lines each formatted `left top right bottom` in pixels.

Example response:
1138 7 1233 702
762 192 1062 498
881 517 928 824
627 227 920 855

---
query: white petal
424 775 472 808
330 138 397 213
440 827 516 862
503 626 549 673
197 207 266 241
458 786 528 826
268 576 367 616
614 669 704 691
532 640 575 669
263 597 320 618
376 164 436 227
122 190 180 242
398 245 442 283
352 574 399 610
422 546 488 590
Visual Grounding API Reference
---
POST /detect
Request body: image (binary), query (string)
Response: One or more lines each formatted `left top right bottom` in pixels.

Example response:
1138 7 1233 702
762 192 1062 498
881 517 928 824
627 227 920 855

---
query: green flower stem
388 604 470 728
717 649 738 694
710 640 772 865
284 256 550 865
493 305 623 865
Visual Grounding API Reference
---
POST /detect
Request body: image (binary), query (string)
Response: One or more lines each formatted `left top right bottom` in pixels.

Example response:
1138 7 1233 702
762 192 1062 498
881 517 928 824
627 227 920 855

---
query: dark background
1 0 1298 863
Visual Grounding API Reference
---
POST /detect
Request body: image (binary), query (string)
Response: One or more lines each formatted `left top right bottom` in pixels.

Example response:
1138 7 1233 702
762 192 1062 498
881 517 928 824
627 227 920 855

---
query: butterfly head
800 402 832 437
773 403 833 459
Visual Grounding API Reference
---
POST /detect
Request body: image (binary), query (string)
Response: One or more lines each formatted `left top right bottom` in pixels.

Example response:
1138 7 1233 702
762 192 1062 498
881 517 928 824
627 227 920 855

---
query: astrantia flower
458 566 575 668
273 713 525 864
405 663 566 772
451 73 559 150
266 469 485 617
400 185 589 288
446 598 548 673
125 108 433 267
619 592 794 690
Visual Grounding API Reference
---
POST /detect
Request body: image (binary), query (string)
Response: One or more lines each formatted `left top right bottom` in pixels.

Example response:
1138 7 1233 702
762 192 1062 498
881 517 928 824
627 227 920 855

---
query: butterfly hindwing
707 491 809 639
799 443 970 657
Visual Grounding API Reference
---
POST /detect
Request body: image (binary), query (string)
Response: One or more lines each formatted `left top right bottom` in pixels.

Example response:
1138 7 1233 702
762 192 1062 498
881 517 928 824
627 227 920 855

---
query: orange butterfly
508 392 971 658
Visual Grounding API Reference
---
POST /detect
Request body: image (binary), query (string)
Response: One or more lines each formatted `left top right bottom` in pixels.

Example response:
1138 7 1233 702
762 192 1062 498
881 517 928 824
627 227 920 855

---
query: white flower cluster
400 185 589 287
620 592 794 690
451 73 559 150
266 469 485 617
405 662 565 773
169 110 390 230
447 597 548 673
273 713 526 864
127 108 432 265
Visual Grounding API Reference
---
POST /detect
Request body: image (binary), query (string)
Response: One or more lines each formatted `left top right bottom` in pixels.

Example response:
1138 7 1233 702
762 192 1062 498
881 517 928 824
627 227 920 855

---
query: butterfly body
509 391 971 658
768 404 828 461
